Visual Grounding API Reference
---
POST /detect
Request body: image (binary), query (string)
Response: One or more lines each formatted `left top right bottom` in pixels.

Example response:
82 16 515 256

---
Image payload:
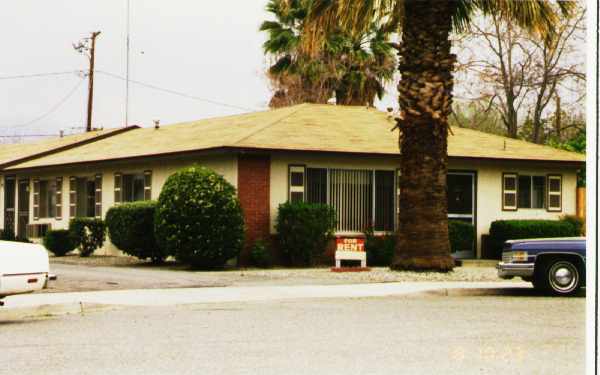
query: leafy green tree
260 0 396 107
301 0 574 271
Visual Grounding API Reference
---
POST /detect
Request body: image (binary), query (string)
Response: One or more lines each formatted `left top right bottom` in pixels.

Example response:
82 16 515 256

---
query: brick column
237 154 271 266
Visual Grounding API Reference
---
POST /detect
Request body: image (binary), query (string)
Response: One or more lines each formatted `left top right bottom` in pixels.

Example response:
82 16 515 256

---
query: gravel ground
46 255 515 293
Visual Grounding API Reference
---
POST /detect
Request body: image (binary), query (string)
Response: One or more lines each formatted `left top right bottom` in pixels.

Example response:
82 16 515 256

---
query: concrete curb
0 302 117 320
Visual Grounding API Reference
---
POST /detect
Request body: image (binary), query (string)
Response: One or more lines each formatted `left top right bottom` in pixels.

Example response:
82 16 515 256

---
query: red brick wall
237 154 271 266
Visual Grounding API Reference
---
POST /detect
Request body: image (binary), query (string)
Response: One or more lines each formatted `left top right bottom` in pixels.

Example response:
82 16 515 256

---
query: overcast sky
0 1 586 142
0 1 296 140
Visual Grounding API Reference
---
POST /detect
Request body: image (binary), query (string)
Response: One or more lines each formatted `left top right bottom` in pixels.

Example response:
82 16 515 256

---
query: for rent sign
335 238 365 252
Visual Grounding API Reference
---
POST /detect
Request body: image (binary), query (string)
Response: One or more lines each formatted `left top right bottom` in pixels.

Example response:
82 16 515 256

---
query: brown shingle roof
3 104 585 170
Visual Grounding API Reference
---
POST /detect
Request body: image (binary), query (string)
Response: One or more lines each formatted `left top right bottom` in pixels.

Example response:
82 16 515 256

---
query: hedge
69 218 106 257
488 219 580 258
276 201 336 266
106 201 164 263
154 166 244 269
43 229 76 256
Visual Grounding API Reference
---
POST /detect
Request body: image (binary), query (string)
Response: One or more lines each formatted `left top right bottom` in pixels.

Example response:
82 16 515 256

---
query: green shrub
43 229 76 256
364 227 395 267
154 166 244 269
106 201 164 263
489 219 580 258
560 215 585 236
448 221 475 253
276 201 336 266
69 218 106 257
250 240 271 268
0 230 31 243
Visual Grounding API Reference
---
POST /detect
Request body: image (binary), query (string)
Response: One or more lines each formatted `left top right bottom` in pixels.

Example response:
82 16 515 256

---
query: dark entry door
17 179 30 239
447 172 476 259
3 176 16 238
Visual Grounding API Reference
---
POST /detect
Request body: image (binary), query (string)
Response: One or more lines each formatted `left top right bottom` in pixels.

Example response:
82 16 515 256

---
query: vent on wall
26 223 52 239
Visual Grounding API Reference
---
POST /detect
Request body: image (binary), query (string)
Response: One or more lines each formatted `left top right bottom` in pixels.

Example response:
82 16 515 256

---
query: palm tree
299 0 574 271
260 0 396 108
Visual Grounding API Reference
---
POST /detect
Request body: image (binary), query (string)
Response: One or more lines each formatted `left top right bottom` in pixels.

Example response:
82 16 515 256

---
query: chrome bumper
497 262 534 279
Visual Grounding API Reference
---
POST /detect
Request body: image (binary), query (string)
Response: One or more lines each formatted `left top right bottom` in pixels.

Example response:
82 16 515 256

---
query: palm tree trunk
391 0 457 271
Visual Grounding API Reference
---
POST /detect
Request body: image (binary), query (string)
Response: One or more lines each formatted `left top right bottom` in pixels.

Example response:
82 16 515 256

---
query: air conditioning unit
26 223 52 239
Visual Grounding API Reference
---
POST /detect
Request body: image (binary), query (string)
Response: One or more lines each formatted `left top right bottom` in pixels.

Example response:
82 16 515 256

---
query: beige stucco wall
271 153 579 258
6 153 237 254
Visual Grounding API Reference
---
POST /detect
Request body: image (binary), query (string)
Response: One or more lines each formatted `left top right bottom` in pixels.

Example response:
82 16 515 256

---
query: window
115 171 151 204
288 165 305 203
518 175 546 209
38 180 57 218
290 166 396 233
123 174 145 202
502 173 518 211
547 175 562 212
33 179 57 219
75 177 97 218
330 169 373 233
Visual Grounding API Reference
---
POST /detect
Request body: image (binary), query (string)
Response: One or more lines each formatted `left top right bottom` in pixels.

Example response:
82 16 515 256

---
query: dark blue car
497 237 586 295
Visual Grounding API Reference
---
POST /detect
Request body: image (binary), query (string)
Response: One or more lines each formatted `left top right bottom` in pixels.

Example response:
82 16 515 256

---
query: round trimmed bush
276 201 336 266
43 229 76 256
106 201 164 263
154 166 244 269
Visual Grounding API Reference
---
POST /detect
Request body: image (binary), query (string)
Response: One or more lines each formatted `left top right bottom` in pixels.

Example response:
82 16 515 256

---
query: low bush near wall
489 219 580 258
449 221 475 254
276 202 336 266
43 229 76 256
364 227 395 267
106 201 164 263
69 218 106 257
154 166 244 269
250 239 272 268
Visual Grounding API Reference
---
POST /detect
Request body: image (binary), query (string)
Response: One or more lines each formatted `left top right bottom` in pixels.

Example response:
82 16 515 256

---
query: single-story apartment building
0 104 585 262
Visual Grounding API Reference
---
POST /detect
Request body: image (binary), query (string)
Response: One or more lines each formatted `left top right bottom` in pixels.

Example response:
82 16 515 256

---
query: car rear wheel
537 259 581 296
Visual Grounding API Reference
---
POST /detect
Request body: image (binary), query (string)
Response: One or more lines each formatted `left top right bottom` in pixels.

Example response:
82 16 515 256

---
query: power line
96 70 257 112
0 70 83 80
0 78 86 129
0 134 57 138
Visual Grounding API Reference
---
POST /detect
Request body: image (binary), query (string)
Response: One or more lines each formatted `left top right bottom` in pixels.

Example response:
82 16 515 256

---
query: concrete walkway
3 281 531 310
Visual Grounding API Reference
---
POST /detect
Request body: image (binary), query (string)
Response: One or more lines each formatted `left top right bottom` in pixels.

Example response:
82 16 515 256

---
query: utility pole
74 31 101 132
125 0 131 127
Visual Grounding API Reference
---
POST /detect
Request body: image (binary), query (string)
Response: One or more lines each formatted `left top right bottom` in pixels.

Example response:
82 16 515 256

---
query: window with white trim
122 173 146 202
288 165 305 203
518 175 546 209
547 175 562 212
39 180 57 218
502 173 517 211
75 177 97 218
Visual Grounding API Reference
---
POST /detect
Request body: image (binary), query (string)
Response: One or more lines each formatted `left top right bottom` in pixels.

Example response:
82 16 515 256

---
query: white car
0 240 55 306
